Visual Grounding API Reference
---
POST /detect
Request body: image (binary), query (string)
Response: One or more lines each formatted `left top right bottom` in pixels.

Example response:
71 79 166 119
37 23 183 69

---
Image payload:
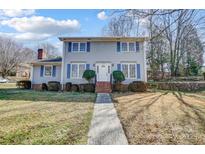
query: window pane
79 64 85 78
122 42 128 51
80 43 86 51
45 66 52 76
129 43 135 51
71 64 78 78
122 64 128 78
73 43 78 51
130 64 136 78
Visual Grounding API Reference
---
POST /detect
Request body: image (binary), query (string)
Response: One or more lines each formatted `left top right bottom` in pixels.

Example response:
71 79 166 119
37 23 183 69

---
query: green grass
0 83 95 144
0 83 96 102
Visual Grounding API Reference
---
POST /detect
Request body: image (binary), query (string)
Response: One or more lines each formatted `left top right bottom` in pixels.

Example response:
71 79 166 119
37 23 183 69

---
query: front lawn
113 91 205 144
0 83 95 144
0 83 96 102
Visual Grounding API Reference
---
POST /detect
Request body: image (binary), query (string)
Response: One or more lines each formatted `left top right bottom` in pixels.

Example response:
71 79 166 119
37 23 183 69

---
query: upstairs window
72 43 79 52
80 43 86 51
122 42 128 52
129 43 135 51
120 42 138 52
72 42 86 52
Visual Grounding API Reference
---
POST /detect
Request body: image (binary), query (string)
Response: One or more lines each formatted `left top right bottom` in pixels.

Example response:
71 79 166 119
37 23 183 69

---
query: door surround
95 62 112 82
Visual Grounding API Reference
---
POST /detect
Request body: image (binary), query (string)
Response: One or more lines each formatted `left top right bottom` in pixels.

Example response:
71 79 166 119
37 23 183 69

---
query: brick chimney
37 49 46 60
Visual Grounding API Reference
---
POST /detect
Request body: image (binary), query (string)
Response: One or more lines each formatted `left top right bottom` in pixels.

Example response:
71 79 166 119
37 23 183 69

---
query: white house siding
62 41 146 84
32 65 61 84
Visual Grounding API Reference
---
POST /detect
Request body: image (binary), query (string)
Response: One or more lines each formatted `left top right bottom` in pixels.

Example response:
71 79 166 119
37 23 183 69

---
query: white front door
96 63 111 81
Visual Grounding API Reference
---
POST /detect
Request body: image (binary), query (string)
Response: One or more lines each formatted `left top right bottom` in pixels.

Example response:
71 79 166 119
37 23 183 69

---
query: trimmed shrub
129 81 147 92
79 84 84 92
78 84 95 92
82 83 95 92
71 84 79 92
203 72 205 80
42 83 48 91
65 82 72 91
16 80 31 89
48 81 61 91
112 71 125 83
82 70 96 83
112 83 129 92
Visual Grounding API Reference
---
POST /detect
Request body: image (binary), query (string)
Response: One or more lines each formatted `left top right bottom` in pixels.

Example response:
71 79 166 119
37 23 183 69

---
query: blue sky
0 9 110 50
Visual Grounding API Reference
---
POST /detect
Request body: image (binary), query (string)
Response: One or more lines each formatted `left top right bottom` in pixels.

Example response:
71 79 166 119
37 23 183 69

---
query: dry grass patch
113 91 205 144
0 100 93 144
0 83 95 144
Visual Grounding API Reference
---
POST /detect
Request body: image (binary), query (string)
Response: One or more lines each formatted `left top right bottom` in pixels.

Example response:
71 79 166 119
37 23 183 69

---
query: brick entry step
95 82 112 93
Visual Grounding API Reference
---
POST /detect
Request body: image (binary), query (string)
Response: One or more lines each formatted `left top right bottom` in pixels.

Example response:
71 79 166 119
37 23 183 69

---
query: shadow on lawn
0 88 96 103
172 91 205 128
113 91 168 124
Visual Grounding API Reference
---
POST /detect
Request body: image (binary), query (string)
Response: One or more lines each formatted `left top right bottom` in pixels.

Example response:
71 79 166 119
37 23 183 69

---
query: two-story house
30 37 147 92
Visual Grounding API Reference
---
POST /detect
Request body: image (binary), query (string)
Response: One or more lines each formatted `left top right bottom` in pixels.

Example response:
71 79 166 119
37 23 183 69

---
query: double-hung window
129 43 135 52
121 42 136 52
80 43 86 52
44 65 52 77
121 63 136 79
72 42 86 52
121 42 128 52
71 63 86 79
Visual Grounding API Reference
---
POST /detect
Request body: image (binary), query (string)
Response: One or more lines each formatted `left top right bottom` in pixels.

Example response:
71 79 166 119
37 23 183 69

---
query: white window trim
121 63 136 79
70 63 86 79
72 42 87 52
121 42 136 52
44 65 53 77
128 42 136 52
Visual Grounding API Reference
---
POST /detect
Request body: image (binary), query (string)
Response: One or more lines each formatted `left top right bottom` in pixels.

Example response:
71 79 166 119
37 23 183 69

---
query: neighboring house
30 37 147 92
16 63 31 79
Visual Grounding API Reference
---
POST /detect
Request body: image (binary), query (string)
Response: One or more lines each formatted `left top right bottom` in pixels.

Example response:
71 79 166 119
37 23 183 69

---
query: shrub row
148 81 205 91
16 80 31 89
112 81 147 92
40 82 95 92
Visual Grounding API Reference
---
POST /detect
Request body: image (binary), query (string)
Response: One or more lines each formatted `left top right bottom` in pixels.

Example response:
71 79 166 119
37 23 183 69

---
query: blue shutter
52 66 56 77
117 64 121 71
137 64 141 79
68 42 72 52
136 42 140 52
67 64 71 79
40 65 44 77
87 42 90 52
86 64 90 70
117 42 121 52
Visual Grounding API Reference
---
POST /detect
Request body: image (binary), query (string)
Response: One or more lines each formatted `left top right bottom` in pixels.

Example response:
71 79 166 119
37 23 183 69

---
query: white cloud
0 9 35 17
0 16 80 41
14 33 52 41
0 32 51 41
1 16 80 34
97 11 108 20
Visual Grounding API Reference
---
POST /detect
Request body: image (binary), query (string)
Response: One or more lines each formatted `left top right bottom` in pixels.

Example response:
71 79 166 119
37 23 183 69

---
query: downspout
143 40 147 82
60 42 65 91
30 64 34 89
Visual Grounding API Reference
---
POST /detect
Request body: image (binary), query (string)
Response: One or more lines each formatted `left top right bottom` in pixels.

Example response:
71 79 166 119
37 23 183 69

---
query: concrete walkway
87 93 128 145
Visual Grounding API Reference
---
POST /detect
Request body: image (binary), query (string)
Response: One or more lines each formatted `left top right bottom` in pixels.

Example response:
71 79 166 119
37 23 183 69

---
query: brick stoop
95 82 112 93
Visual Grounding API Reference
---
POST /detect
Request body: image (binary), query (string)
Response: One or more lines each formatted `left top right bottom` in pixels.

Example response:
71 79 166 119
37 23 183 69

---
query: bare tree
102 12 137 36
104 9 205 78
0 37 34 78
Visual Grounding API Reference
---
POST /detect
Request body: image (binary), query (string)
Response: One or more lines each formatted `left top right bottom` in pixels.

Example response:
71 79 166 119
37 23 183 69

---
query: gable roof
59 36 148 42
31 57 62 65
